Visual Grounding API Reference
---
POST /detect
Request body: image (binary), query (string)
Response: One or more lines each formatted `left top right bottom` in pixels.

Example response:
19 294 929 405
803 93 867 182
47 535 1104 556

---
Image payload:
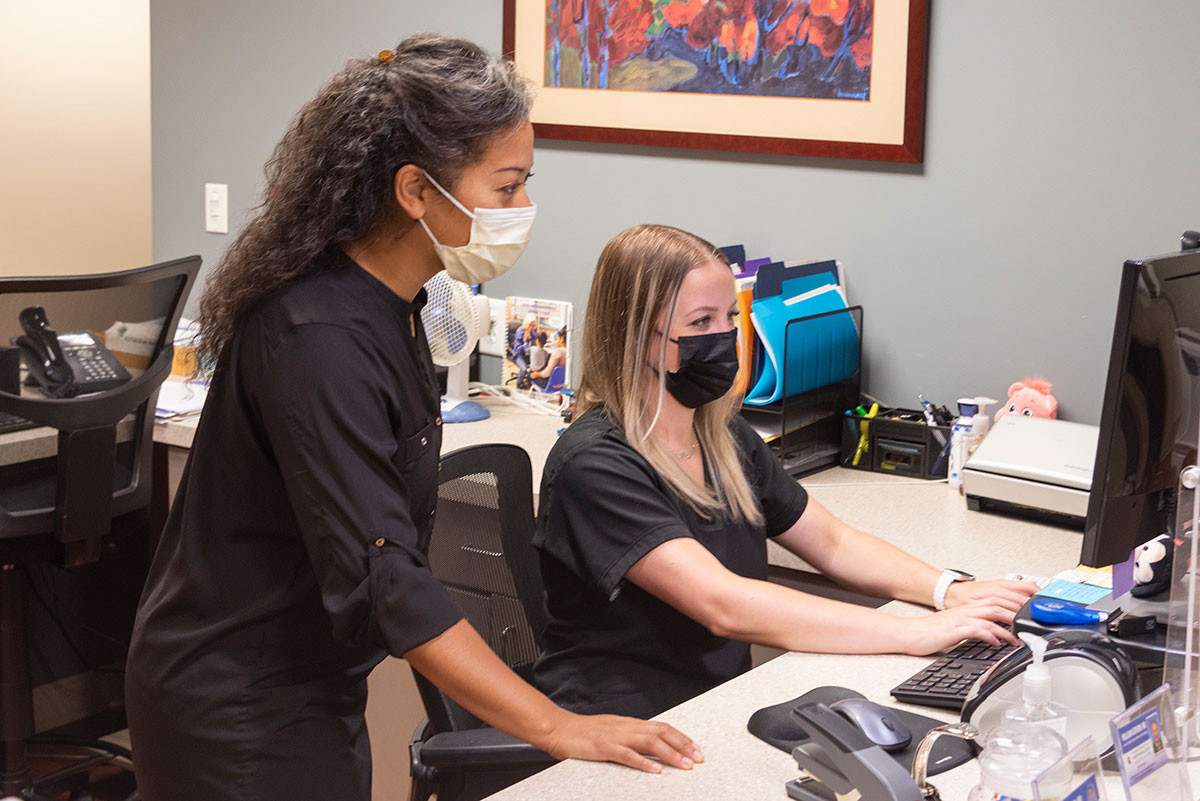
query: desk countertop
155 402 1081 581
0 393 566 483
479 472 1138 801
149 394 567 488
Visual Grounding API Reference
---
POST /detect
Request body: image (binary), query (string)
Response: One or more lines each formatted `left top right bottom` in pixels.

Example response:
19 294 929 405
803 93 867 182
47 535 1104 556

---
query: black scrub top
125 252 462 801
531 407 808 720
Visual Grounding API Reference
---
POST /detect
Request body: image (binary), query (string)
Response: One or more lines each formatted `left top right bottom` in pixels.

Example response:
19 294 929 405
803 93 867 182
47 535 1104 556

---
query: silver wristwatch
933 568 975 611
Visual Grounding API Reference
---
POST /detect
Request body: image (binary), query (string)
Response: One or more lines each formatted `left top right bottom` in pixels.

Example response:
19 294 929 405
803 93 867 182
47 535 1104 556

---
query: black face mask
661 329 740 409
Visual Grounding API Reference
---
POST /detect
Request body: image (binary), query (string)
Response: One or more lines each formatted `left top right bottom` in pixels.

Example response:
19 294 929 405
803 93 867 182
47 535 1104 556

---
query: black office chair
0 257 199 801
408 443 558 801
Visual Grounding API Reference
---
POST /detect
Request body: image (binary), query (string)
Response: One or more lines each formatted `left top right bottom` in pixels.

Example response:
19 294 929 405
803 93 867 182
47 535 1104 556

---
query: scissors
852 402 879 466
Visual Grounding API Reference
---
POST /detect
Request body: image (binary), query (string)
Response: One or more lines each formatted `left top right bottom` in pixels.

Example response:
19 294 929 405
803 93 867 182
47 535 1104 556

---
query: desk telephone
12 306 131 398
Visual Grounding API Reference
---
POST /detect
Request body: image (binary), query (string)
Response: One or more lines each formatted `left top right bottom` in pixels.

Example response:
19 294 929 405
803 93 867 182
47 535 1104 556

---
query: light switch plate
205 183 228 234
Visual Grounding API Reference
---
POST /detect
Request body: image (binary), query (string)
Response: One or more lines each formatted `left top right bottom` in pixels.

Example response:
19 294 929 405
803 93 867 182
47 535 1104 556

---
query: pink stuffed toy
995 377 1058 421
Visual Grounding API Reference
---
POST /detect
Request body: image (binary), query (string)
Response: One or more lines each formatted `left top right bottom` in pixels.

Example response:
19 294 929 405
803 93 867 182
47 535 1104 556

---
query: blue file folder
744 285 859 406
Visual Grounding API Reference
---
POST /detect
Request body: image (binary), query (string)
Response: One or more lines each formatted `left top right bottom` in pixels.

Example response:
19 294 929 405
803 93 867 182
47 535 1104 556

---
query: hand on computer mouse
944 578 1039 614
899 604 1021 655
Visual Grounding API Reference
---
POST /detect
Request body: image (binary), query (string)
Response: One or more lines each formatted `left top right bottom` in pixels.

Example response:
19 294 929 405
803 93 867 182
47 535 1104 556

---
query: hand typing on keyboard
891 624 1018 710
897 604 1022 656
942 577 1040 616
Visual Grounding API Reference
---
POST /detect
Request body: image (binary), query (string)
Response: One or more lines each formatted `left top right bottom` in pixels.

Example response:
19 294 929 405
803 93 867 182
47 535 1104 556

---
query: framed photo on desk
502 0 929 162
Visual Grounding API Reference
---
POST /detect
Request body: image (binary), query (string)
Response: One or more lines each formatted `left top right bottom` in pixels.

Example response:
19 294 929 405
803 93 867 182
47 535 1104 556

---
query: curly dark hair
196 33 531 362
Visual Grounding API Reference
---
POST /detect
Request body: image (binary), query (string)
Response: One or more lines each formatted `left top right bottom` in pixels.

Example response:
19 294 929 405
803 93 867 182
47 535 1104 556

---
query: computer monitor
1081 233 1200 566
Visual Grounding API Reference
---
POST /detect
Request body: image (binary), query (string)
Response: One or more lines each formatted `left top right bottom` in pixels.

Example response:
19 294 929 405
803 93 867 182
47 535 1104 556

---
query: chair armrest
416 727 557 770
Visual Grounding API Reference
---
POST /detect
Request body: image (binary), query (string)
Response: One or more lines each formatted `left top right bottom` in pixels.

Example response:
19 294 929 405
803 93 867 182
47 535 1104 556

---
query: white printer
962 414 1099 523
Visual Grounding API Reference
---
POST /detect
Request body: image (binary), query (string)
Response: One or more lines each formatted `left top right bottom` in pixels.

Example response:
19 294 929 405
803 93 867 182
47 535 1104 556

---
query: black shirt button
435 417 442 427
374 537 385 547
420 436 428 447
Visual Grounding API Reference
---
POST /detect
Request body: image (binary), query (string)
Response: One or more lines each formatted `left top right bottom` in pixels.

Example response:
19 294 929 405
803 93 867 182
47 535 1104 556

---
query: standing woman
125 36 699 801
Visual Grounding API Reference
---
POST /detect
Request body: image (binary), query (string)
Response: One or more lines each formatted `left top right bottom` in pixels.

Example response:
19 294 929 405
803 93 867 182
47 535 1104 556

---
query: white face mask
417 170 537 284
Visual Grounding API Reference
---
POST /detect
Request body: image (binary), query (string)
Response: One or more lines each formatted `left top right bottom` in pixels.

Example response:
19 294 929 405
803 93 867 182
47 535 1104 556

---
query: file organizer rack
740 305 863 478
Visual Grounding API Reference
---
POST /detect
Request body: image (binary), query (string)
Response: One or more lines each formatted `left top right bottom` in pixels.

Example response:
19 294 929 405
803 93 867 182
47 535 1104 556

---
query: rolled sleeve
256 324 462 656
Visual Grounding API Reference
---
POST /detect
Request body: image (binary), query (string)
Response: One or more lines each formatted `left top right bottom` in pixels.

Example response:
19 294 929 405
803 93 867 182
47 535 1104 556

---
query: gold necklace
675 439 700 460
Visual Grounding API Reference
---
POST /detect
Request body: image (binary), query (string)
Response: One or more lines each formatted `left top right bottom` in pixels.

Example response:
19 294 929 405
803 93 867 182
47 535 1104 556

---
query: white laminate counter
150 393 567 489
5 395 1078 581
779 467 1081 580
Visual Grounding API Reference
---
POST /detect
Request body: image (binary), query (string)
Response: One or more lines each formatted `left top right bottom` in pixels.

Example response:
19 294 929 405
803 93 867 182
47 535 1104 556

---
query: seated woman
531 224 1038 720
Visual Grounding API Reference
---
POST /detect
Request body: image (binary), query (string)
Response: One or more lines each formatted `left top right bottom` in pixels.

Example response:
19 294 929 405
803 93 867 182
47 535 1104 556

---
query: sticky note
1034 579 1111 606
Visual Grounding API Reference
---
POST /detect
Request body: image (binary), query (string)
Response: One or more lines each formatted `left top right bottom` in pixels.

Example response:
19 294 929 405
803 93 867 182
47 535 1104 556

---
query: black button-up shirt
126 252 462 801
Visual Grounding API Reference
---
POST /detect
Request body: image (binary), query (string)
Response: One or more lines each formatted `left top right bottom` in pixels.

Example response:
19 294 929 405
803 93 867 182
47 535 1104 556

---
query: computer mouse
829 697 912 752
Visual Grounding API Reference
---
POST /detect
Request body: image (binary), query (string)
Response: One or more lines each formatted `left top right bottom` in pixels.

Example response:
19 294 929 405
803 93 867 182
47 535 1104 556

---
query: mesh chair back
0 257 199 563
416 443 546 734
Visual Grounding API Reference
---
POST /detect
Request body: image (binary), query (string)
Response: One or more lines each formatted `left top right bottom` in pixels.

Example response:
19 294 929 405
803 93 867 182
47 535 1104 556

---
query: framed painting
502 0 929 163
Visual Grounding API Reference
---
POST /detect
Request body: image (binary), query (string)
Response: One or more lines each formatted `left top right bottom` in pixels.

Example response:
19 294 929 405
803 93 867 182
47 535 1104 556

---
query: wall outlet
478 297 508 357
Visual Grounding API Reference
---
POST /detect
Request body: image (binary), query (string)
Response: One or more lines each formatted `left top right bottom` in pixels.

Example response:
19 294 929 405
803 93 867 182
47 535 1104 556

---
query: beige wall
0 1 152 278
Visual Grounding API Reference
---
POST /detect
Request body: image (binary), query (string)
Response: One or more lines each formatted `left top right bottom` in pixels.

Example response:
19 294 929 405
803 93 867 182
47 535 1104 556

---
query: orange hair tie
377 50 395 64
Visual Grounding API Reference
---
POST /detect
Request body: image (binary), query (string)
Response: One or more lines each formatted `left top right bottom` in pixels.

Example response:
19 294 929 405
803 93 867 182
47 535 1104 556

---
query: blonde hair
577 224 764 526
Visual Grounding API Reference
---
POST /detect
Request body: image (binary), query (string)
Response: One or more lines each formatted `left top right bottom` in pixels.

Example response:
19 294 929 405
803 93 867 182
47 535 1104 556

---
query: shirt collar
334 250 429 315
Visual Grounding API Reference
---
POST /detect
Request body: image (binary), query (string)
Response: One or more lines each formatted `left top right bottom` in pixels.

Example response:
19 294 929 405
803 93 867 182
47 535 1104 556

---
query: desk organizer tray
839 407 951 480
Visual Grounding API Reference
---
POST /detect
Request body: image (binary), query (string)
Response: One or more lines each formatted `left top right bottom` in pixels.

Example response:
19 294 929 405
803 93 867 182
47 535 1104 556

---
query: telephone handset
13 306 132 398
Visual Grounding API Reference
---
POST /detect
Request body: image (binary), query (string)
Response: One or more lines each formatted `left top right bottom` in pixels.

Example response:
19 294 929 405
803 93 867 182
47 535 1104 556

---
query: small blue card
1035 579 1111 606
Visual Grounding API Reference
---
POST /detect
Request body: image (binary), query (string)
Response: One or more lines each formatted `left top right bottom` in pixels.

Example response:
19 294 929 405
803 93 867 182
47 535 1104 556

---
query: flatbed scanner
962 415 1099 525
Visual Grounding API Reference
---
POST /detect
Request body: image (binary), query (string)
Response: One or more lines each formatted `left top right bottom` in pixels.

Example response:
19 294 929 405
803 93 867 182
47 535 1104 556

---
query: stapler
786 702 924 801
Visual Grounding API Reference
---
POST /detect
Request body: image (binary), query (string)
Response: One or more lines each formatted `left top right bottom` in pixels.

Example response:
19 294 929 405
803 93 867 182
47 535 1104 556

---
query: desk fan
421 272 491 423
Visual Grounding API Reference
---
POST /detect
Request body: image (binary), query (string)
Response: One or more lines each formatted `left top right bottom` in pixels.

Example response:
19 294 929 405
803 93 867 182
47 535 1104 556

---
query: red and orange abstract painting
545 0 873 100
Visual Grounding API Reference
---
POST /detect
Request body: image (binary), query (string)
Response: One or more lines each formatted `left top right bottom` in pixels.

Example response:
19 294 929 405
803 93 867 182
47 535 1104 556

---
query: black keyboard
890 630 1019 710
0 410 38 435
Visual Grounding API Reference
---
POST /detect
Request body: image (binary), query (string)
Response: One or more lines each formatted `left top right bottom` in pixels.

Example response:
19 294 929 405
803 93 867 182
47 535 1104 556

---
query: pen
917 395 936 427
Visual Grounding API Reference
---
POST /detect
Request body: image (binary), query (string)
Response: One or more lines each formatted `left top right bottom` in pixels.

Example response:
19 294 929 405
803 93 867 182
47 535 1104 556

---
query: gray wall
152 0 1200 423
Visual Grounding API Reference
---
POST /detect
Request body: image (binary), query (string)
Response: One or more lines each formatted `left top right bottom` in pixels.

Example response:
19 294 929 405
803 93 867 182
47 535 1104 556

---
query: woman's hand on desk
944 578 1039 614
542 713 704 773
899 603 1022 655
404 620 702 775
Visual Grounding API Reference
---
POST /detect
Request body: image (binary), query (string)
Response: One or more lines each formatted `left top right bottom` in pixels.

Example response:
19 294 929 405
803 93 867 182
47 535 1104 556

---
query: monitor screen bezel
1081 247 1200 566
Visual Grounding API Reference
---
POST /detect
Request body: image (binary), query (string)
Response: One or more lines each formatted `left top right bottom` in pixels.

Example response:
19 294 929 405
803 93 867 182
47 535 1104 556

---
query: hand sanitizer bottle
964 397 999 460
948 398 979 490
968 723 1069 801
950 397 999 490
1002 632 1070 740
